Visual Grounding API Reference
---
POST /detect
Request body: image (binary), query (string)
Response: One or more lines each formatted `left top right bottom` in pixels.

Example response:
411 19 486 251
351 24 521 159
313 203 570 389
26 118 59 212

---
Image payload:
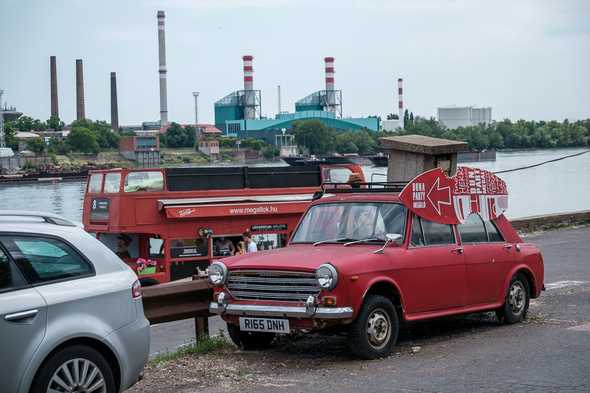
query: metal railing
142 276 212 337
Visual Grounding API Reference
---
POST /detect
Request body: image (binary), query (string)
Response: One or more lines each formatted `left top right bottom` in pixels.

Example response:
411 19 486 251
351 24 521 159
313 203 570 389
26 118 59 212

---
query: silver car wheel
367 308 391 350
47 358 106 393
509 281 526 314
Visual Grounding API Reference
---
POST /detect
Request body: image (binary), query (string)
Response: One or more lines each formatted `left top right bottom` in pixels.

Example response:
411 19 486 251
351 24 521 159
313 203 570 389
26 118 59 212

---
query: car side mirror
374 233 403 254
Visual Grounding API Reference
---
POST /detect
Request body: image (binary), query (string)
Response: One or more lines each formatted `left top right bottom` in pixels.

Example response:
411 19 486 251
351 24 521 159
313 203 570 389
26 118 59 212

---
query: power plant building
437 106 492 129
214 56 378 143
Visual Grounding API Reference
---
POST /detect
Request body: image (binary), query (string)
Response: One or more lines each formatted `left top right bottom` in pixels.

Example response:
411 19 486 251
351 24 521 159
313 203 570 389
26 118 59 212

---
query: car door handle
451 247 464 255
503 244 513 250
4 309 39 322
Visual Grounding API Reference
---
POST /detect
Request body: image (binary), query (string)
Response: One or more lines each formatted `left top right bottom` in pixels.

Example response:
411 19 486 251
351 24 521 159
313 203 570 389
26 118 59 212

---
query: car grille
227 270 320 302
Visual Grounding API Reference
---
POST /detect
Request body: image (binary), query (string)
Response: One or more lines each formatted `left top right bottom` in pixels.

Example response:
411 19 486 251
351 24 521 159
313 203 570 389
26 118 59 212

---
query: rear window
87 174 103 193
0 236 93 284
124 171 164 192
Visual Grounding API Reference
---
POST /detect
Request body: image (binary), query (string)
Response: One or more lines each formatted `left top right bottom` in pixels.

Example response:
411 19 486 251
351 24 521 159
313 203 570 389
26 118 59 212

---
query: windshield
291 202 407 244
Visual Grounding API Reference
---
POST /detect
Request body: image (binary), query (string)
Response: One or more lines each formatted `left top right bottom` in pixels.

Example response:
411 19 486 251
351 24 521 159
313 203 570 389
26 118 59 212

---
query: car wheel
31 345 116 393
497 273 530 324
227 324 276 350
348 295 399 359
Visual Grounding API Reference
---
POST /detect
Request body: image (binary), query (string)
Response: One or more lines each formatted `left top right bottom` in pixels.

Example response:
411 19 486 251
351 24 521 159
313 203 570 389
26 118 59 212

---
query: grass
149 335 234 366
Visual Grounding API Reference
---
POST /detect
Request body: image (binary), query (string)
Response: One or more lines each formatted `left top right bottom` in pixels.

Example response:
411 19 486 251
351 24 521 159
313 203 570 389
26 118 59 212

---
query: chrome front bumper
209 302 353 319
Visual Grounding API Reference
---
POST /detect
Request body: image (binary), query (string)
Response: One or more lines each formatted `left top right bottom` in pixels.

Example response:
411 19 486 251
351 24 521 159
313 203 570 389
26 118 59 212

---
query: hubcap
366 308 391 350
509 281 526 314
47 358 106 393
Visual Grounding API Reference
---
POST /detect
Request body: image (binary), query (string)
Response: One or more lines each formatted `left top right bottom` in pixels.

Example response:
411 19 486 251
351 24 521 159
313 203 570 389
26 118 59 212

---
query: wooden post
195 316 209 339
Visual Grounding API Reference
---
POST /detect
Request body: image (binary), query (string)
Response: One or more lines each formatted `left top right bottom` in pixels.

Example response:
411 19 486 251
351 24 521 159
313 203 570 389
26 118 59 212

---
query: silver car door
0 246 48 393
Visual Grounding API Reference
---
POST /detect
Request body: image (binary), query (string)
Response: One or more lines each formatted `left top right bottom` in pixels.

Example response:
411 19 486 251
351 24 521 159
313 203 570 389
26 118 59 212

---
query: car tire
31 345 117 393
497 273 530 324
227 323 276 350
348 294 399 359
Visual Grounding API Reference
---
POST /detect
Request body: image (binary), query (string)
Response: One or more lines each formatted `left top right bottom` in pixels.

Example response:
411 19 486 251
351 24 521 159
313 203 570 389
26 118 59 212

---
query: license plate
239 317 290 333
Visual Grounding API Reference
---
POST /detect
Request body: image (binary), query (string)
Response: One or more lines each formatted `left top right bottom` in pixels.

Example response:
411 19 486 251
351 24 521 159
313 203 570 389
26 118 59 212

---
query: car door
0 244 48 393
398 214 465 314
459 214 510 305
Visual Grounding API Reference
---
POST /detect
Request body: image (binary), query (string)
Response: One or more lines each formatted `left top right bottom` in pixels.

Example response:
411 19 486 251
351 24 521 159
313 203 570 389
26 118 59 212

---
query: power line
493 150 590 174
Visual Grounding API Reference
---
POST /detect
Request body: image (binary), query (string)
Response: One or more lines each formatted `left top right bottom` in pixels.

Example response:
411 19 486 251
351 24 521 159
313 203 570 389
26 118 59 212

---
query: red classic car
209 187 544 359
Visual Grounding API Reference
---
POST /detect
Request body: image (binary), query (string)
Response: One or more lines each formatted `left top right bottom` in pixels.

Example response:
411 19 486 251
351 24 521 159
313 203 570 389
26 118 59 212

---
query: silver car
0 211 150 393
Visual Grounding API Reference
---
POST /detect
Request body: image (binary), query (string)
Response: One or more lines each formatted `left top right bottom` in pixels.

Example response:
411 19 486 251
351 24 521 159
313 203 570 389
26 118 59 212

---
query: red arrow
426 177 451 215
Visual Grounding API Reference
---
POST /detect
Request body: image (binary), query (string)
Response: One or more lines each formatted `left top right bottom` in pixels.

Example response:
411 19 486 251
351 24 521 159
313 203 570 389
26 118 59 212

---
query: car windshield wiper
313 237 354 246
343 237 383 246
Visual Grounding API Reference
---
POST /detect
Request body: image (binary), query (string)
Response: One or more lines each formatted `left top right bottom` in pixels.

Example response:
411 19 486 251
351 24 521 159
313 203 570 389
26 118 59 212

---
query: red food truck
82 164 364 285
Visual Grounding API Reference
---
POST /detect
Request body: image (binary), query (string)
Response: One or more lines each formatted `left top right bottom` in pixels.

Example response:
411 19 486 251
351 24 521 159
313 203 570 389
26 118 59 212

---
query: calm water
1 148 589 222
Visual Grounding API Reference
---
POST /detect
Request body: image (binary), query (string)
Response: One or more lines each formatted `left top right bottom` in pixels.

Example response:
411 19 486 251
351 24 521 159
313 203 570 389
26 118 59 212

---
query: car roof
313 192 402 205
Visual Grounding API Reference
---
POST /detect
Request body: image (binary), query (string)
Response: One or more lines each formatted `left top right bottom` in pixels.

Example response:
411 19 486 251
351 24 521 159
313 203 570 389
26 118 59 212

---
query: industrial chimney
110 72 119 132
398 78 404 130
324 57 336 115
50 56 59 119
157 10 168 127
242 55 256 120
76 59 85 120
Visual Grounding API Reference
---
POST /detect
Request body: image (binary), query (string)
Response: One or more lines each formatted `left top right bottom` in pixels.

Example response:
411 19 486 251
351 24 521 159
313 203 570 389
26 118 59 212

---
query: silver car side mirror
374 233 403 254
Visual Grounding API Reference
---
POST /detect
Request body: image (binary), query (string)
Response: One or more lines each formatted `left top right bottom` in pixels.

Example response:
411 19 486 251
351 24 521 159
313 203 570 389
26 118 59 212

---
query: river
0 148 589 222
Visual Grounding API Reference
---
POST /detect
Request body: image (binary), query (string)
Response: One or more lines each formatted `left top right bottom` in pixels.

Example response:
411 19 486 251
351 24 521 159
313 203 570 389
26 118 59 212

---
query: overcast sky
1 0 589 125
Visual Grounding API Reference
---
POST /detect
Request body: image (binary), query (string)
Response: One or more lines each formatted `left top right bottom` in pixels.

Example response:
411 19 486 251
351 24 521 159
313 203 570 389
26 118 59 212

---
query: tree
26 138 45 154
3 122 18 149
165 122 194 148
292 120 335 155
403 110 410 128
14 116 35 131
47 115 65 131
409 112 414 128
66 127 99 154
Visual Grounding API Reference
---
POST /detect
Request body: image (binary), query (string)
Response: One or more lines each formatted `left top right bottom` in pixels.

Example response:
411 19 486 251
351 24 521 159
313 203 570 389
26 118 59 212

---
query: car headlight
208 262 227 286
316 263 338 290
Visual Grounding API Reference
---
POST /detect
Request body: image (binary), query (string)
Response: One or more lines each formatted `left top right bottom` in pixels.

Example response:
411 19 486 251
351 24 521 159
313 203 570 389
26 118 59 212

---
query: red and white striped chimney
398 78 404 129
324 57 335 91
243 55 254 91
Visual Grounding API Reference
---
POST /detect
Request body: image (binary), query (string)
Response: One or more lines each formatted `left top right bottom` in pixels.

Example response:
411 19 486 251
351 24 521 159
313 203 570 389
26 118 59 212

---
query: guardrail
142 276 212 337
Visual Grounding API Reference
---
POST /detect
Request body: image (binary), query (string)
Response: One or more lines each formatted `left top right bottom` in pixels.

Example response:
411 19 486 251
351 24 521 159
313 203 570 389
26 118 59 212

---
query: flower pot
138 266 156 275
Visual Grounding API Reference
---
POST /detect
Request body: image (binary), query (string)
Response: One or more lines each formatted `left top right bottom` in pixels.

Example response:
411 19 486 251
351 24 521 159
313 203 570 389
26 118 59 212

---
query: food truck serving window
104 173 121 193
88 174 103 193
170 239 208 259
124 171 164 193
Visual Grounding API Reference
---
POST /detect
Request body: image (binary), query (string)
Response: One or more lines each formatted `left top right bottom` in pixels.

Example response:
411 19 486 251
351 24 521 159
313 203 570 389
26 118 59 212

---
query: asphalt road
149 226 590 393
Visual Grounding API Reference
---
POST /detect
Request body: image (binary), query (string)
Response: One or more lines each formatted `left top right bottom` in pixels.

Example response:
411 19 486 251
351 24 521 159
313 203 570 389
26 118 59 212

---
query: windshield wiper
313 237 354 246
343 237 382 246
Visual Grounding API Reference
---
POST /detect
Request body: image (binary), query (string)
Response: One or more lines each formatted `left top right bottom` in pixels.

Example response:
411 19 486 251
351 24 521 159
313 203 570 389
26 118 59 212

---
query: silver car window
1 236 93 285
0 247 27 292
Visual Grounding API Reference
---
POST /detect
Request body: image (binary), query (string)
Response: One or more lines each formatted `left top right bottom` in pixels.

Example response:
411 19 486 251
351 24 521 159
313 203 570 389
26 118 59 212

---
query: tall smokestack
277 85 281 114
157 10 168 127
324 57 336 115
75 59 85 120
398 78 404 130
242 55 255 120
50 56 59 119
110 72 119 132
